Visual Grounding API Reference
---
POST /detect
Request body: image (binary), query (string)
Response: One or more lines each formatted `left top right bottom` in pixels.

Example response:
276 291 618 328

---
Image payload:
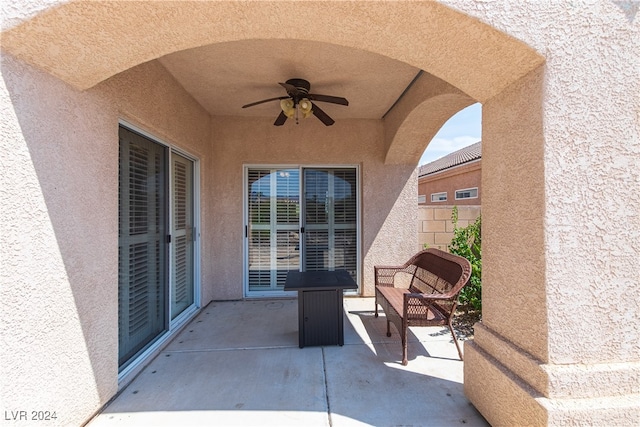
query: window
418 195 426 204
455 187 478 200
431 192 447 202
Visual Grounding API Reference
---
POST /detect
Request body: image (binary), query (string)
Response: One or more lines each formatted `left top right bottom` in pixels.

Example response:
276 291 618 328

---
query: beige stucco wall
452 1 640 425
209 117 417 300
1 55 211 425
2 1 639 426
1 35 417 427
1 53 118 424
0 1 543 100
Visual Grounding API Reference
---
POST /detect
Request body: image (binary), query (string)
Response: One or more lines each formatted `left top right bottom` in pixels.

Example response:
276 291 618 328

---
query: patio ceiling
158 39 422 121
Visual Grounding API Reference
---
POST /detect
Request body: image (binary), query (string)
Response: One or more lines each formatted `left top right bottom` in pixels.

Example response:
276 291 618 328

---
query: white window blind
247 169 300 292
171 153 194 319
118 127 168 369
303 169 357 281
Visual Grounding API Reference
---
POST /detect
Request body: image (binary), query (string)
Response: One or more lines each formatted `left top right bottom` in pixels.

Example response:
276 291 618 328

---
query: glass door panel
118 127 168 369
247 168 300 294
302 169 358 284
171 152 195 320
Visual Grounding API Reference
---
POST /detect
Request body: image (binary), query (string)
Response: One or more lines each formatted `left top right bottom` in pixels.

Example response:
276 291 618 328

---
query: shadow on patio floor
89 298 488 426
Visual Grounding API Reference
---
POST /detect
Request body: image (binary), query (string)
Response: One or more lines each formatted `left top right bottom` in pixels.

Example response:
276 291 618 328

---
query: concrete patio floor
89 297 488 426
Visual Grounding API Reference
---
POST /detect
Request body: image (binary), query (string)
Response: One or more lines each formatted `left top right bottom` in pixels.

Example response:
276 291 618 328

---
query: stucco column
463 4 640 423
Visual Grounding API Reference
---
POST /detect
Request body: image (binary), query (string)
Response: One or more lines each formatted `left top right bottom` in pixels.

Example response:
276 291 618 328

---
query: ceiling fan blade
242 96 288 109
274 111 288 126
309 94 349 106
311 102 335 126
279 82 303 98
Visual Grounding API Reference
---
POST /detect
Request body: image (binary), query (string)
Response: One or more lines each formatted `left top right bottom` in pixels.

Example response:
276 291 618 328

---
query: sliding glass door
118 129 168 367
118 125 198 371
245 166 358 297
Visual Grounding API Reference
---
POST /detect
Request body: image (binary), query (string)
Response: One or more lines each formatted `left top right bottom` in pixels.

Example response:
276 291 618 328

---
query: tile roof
418 141 481 177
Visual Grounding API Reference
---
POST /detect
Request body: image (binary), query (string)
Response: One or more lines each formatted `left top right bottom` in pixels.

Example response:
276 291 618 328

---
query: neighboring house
418 141 481 206
1 2 638 427
417 142 481 252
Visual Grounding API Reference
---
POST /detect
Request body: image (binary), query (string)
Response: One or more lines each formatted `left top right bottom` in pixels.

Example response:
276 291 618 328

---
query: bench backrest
408 249 471 299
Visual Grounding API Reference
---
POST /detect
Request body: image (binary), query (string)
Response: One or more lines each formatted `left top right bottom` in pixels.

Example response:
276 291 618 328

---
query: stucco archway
2 1 543 167
4 2 638 427
2 1 546 424
2 1 542 100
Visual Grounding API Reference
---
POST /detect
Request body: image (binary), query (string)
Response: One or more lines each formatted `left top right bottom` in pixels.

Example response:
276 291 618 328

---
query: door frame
117 119 202 384
243 163 361 298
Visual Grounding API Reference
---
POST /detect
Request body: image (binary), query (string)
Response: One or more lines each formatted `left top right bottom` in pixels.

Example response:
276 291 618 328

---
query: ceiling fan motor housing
285 78 311 96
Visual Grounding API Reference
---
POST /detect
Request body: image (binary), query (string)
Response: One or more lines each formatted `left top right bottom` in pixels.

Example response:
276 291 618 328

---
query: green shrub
448 206 482 312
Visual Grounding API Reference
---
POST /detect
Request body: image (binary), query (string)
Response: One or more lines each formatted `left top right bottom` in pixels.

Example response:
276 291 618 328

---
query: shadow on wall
2 51 121 417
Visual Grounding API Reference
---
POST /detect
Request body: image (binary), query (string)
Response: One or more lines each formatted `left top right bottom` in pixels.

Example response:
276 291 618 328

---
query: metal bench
374 248 472 365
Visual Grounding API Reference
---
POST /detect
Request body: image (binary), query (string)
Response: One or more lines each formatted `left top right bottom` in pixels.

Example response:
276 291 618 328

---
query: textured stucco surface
449 0 640 365
2 1 639 426
383 71 475 164
454 0 640 424
209 117 417 300
1 0 542 102
1 53 118 425
481 65 549 361
1 55 210 426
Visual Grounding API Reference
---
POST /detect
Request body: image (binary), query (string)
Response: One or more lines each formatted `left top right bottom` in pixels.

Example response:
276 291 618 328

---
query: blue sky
419 103 482 165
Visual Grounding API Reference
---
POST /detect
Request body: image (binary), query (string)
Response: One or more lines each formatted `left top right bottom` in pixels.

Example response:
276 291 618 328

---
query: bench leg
448 320 464 361
402 322 408 365
386 318 392 337
374 295 379 318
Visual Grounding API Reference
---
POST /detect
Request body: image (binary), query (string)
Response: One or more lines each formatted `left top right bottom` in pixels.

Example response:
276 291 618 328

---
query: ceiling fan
242 78 349 126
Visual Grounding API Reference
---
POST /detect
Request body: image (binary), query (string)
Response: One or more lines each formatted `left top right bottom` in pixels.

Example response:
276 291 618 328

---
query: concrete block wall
418 206 481 252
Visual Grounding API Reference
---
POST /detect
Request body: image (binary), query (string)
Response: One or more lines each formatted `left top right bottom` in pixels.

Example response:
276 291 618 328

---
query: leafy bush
448 206 482 312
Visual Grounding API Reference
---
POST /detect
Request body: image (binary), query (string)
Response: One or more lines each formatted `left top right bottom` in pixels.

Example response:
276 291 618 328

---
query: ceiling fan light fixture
280 99 295 118
299 98 313 118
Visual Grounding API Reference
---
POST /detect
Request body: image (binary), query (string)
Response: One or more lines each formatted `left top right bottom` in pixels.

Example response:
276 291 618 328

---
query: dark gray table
284 270 358 347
